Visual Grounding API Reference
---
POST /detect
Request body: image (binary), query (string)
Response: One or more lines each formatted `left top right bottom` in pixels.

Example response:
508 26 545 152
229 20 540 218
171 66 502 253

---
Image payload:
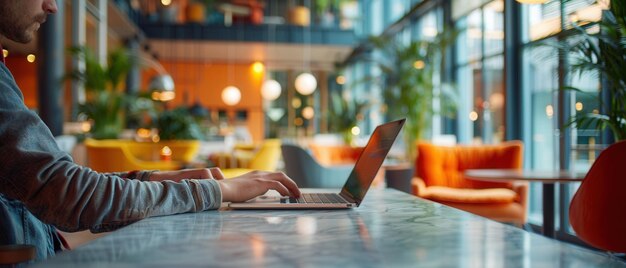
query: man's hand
217 171 301 203
149 168 226 182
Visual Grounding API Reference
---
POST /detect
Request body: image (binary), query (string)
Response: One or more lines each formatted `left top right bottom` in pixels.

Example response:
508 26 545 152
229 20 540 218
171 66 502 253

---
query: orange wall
6 55 267 142
143 61 266 142
5 56 38 108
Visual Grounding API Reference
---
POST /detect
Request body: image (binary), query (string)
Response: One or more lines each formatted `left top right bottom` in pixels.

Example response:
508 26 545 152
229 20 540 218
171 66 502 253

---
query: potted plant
328 91 368 145
562 2 626 141
367 29 458 161
155 106 204 141
67 47 134 140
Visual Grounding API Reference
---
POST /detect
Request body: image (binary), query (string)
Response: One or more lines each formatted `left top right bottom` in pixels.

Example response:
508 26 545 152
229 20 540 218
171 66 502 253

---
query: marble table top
38 189 625 267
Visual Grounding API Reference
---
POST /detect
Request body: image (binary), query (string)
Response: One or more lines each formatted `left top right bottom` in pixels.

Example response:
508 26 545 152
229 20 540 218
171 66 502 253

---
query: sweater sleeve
0 64 222 233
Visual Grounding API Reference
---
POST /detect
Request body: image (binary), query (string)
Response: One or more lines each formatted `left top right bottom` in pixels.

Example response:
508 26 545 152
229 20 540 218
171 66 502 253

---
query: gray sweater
0 62 221 261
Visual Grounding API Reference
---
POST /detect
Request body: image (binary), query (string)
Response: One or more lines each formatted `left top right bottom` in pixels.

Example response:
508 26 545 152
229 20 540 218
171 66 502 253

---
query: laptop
228 118 405 209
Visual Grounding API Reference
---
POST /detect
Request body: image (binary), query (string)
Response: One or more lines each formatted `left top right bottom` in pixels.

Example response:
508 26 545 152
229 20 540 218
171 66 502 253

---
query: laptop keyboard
285 193 349 204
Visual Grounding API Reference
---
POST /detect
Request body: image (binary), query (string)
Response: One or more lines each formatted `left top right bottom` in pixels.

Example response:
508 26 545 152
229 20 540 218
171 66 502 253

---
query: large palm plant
368 29 457 160
67 47 133 139
566 2 626 141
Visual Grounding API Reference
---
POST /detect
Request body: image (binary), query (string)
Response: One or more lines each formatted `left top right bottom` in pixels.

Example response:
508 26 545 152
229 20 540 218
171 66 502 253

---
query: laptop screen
340 119 405 206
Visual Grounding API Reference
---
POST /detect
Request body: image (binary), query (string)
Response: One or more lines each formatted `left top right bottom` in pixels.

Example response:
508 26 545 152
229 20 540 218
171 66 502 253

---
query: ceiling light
295 73 317 95
222 86 241 106
252 62 265 73
261 80 282 101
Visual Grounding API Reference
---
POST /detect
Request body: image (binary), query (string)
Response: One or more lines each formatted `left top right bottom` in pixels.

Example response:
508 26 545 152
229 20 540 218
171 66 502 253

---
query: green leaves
328 91 368 133
565 4 626 141
66 46 133 139
367 29 457 159
155 107 204 141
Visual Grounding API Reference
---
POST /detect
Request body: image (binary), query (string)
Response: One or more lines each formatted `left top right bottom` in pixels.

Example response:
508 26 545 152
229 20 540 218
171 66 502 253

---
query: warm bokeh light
152 135 161 143
295 73 317 95
413 60 425 70
575 102 584 111
292 98 302 109
302 106 315 120
351 126 361 136
2 49 8 58
546 105 554 118
469 111 478 121
81 122 91 133
592 109 599 114
161 0 172 6
151 91 176 102
136 128 152 139
27 54 36 63
160 146 172 161
261 80 282 101
489 93 505 110
221 86 242 106
336 75 346 85
294 117 304 126
252 62 265 73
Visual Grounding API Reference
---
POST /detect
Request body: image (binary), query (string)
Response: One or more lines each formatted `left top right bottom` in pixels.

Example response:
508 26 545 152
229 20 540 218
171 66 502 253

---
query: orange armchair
569 140 626 253
412 141 528 225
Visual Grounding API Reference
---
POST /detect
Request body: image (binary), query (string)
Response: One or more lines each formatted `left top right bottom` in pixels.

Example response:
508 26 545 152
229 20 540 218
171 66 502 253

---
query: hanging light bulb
222 86 241 106
261 79 282 101
295 72 317 95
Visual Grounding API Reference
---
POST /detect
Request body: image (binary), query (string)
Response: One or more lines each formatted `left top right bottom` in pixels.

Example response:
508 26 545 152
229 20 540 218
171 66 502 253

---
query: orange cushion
422 186 517 204
416 142 523 190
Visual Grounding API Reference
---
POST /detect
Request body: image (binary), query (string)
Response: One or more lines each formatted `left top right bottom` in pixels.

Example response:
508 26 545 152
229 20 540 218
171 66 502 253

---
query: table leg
542 183 556 238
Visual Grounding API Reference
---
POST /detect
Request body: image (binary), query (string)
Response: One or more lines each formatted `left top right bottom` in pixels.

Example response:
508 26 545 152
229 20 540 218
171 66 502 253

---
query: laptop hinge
339 192 357 204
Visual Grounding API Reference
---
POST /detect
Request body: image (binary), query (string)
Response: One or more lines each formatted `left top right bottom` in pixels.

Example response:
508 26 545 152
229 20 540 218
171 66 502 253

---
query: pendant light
261 79 282 101
295 72 317 95
222 37 241 106
261 11 282 101
295 0 317 96
222 86 241 106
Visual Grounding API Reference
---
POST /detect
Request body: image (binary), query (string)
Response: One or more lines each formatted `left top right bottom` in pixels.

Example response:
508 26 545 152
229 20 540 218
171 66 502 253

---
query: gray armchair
281 144 353 188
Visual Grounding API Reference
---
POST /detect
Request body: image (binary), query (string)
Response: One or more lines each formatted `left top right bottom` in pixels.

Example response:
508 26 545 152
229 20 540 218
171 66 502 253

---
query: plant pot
385 164 414 194
289 6 310 26
186 2 206 23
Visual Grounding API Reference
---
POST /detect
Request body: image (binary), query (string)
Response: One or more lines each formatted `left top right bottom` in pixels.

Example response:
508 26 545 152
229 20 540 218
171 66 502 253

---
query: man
0 0 300 261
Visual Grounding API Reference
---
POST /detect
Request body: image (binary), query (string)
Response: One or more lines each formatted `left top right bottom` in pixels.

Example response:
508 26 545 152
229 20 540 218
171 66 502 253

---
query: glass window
456 9 482 64
370 0 385 36
521 0 602 233
483 56 504 144
483 0 504 56
454 1 504 144
523 1 562 42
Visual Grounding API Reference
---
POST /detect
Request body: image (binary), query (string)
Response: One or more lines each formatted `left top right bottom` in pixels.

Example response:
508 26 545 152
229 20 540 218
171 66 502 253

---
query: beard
0 12 47 44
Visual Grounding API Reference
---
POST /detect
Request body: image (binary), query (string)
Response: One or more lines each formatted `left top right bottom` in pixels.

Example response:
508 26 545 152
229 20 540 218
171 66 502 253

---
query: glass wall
521 0 603 233
454 1 504 144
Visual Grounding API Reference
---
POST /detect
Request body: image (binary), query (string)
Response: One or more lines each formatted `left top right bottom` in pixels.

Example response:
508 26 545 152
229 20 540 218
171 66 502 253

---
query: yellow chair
125 140 200 163
84 139 185 173
221 139 282 178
